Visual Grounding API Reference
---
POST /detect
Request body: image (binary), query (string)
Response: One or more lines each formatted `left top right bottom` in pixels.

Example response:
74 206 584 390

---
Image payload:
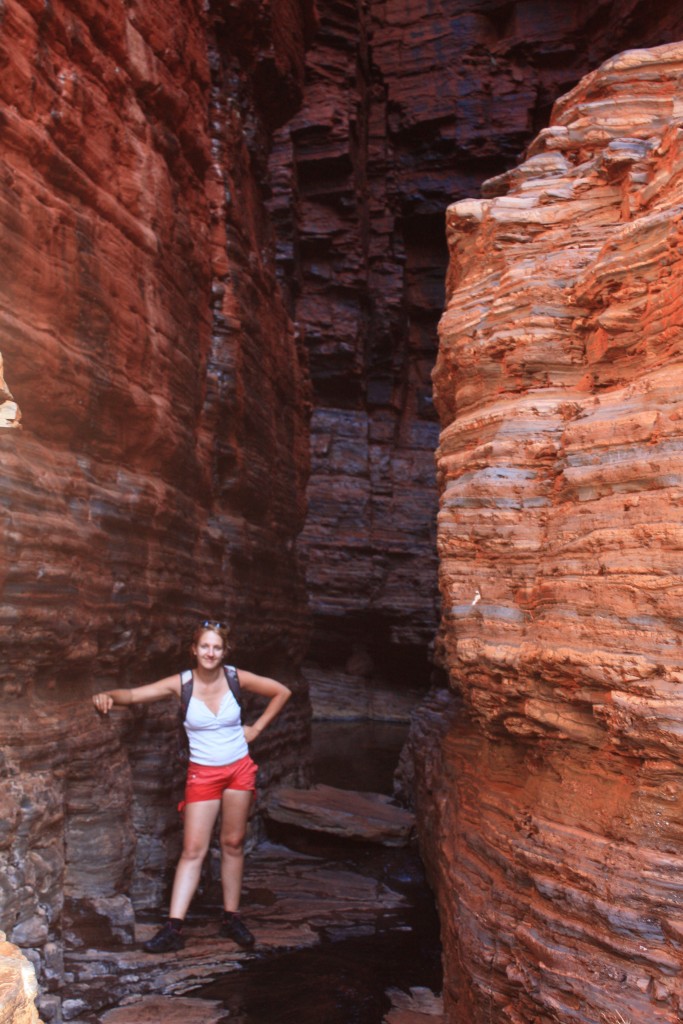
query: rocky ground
55 778 441 1024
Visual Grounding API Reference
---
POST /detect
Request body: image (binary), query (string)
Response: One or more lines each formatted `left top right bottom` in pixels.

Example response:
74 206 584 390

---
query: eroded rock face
0 0 313 691
426 41 683 1024
270 0 683 709
0 0 312 1016
5 2 683 1020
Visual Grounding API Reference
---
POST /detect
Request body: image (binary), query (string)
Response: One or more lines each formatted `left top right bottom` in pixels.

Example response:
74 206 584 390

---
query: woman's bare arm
237 670 291 743
93 674 181 715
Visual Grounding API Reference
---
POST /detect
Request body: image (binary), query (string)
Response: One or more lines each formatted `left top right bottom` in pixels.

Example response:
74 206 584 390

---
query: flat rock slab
384 986 444 1023
101 995 227 1024
265 784 416 846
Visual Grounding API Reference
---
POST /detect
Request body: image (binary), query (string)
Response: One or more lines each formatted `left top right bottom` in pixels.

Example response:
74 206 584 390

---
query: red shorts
180 756 258 811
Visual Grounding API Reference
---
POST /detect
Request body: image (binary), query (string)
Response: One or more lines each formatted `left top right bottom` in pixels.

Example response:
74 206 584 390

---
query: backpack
177 665 242 763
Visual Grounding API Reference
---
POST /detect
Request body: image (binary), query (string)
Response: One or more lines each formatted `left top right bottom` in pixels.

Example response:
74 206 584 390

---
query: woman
93 620 291 953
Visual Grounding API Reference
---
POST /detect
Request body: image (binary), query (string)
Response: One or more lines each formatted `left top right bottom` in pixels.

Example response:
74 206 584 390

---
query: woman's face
193 628 226 668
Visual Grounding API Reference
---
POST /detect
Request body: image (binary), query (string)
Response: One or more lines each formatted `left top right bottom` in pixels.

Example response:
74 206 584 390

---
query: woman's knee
220 831 245 856
180 842 209 863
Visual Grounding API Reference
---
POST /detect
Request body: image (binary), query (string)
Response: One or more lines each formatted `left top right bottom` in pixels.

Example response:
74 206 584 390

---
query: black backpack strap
179 669 193 722
177 670 193 764
224 665 242 710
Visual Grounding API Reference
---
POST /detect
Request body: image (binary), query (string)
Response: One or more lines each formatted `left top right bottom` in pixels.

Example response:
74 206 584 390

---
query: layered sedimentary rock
268 0 443 700
269 0 683 707
425 41 683 1024
63 842 414 1018
0 0 312 1017
5 1 683 1020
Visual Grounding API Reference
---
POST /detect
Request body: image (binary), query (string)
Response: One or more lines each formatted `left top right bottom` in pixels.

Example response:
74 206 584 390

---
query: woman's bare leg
219 790 253 912
169 798 221 919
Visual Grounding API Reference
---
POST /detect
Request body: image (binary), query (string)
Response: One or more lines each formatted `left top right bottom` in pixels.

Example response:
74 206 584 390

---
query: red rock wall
0 0 313 691
4 0 683 1018
427 41 683 1024
0 0 312 1015
269 0 683 707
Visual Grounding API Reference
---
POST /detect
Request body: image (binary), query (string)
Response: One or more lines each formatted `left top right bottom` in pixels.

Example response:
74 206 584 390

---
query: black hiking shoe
219 911 255 948
143 921 185 953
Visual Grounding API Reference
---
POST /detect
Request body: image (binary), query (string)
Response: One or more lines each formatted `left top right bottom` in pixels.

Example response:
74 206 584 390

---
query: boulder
266 784 415 846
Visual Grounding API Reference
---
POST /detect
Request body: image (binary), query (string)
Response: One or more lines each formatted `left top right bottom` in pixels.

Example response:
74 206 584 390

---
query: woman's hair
192 620 230 652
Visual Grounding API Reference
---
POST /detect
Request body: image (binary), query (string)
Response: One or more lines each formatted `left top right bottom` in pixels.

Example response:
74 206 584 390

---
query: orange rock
429 40 683 1024
0 934 43 1024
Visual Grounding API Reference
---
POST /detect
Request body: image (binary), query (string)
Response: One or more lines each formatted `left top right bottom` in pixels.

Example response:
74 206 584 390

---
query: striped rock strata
270 0 683 709
0 0 312 1018
427 42 683 1024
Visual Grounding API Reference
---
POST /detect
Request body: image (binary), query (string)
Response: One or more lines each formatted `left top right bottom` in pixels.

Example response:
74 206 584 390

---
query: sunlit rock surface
0 0 312 1017
0 352 21 428
424 41 683 1024
0 933 42 1024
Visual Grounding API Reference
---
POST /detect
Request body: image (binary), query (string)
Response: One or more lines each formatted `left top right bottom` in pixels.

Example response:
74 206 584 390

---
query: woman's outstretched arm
93 674 181 715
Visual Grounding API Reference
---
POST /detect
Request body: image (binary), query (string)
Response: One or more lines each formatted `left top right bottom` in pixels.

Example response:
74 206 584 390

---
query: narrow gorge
2 2 683 1023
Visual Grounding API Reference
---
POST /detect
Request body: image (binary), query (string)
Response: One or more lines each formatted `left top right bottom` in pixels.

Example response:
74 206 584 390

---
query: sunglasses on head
201 619 225 630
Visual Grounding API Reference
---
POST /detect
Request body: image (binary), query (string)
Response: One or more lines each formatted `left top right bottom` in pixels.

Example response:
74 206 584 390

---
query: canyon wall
423 40 683 1024
268 0 444 707
4 1 683 1020
0 0 312 1017
270 0 683 712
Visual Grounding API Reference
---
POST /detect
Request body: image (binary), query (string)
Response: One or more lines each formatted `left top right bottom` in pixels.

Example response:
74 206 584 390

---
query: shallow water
311 720 409 793
196 907 441 1024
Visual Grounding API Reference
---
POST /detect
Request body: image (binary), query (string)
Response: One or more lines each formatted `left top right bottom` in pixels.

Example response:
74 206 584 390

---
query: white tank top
184 686 248 767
